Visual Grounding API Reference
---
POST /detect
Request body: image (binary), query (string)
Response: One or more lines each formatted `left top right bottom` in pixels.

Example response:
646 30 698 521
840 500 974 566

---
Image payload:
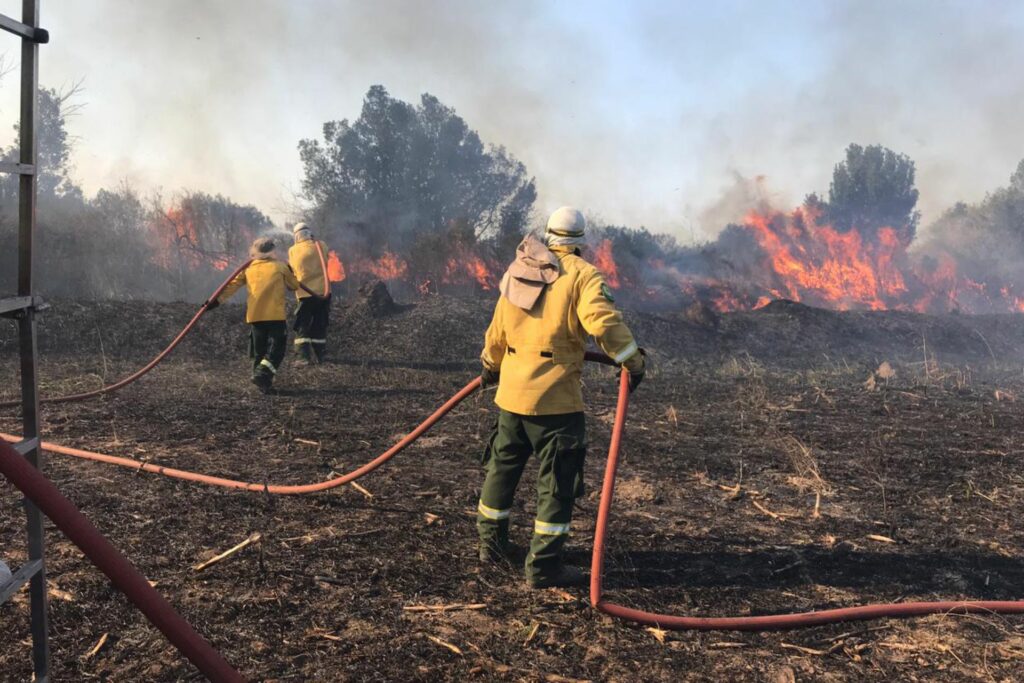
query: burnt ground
2 294 1024 681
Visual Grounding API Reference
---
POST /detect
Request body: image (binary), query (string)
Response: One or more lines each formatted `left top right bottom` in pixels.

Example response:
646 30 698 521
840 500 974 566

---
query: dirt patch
612 477 659 505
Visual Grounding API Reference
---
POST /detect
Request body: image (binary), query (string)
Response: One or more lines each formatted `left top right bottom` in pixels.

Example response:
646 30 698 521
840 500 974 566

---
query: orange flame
326 250 346 282
592 239 621 288
369 251 408 280
740 210 910 311
441 248 498 290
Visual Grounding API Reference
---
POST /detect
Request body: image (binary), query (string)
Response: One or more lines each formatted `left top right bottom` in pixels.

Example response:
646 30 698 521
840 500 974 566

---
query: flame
150 205 251 273
326 250 346 282
369 251 408 280
441 248 498 290
592 239 621 288
591 203 1024 314
740 210 909 311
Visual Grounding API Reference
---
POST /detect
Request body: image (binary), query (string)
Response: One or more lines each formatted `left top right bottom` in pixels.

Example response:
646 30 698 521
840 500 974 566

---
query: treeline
2 84 1023 310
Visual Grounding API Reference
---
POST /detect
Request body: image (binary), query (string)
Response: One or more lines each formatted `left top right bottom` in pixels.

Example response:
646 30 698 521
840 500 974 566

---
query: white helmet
292 222 312 242
545 207 586 247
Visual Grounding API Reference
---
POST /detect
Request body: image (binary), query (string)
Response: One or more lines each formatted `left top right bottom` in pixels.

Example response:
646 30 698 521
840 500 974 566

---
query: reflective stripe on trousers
477 500 511 520
534 519 571 535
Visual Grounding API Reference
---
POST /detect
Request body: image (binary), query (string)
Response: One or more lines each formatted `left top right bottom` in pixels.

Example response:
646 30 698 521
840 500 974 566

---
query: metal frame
0 2 50 680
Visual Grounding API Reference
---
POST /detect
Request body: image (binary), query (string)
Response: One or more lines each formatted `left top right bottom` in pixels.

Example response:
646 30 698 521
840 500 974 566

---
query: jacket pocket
552 434 587 501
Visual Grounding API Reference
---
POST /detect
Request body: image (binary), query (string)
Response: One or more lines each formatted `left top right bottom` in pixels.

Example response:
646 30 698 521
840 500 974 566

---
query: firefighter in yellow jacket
288 222 332 364
208 237 317 393
478 207 646 588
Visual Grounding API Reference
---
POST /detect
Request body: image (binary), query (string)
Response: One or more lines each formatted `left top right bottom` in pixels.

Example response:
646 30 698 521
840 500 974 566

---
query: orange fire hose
0 258 253 409
0 377 480 494
1 241 330 410
590 369 1024 630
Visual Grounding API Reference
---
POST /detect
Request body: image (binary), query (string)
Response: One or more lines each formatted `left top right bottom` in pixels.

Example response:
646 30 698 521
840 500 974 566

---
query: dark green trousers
477 410 586 581
293 294 331 362
249 321 287 383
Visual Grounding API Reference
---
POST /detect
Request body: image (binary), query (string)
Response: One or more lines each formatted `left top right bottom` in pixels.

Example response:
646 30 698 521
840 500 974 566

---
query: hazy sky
1 0 1022 240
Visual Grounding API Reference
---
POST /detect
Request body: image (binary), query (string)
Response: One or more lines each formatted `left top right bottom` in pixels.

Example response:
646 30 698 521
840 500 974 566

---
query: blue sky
0 1 1022 241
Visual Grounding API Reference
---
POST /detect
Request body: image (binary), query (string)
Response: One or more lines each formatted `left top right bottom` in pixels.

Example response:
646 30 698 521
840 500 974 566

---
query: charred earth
2 292 1024 681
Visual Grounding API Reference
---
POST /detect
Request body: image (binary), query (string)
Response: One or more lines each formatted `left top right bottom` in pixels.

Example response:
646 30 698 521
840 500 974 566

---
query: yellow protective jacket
288 238 329 299
218 257 300 323
481 245 643 416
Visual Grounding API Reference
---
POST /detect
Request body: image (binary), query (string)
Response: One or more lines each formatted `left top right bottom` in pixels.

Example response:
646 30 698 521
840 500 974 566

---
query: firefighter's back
494 249 593 416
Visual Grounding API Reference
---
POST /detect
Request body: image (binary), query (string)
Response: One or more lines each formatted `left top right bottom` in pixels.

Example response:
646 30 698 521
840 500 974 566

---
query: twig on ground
752 499 786 521
865 534 896 544
83 632 109 660
424 634 463 655
350 481 373 499
193 532 262 572
404 603 486 613
780 642 827 656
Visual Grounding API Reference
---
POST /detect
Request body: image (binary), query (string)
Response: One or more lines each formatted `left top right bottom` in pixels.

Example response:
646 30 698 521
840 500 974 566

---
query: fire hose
589 370 1024 630
0 241 332 410
0 439 244 682
5 363 1024 630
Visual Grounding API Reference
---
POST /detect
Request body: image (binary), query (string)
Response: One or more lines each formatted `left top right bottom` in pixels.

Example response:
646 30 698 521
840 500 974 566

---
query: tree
298 85 536 264
0 85 83 204
827 143 920 243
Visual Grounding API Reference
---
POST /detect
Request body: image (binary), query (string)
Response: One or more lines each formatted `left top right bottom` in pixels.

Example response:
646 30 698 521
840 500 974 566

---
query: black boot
251 370 274 394
478 539 524 564
527 564 587 589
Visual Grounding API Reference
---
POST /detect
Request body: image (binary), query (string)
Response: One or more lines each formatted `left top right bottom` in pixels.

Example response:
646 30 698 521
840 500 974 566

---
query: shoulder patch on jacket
600 282 615 302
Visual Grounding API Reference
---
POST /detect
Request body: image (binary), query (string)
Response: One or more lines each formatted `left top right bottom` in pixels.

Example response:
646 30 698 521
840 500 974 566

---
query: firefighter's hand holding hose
624 348 646 393
480 363 500 388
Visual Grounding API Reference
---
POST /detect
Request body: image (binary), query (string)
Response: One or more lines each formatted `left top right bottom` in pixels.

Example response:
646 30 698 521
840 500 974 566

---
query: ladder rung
12 437 40 456
0 295 33 316
0 559 43 604
0 162 35 175
0 14 48 43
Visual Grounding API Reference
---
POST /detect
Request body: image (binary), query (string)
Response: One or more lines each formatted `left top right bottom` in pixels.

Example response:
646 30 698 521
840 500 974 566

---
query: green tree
298 85 535 262
827 143 920 242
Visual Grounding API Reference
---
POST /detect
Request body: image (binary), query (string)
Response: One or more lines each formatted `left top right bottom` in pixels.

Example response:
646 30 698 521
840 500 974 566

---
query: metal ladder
0 2 51 680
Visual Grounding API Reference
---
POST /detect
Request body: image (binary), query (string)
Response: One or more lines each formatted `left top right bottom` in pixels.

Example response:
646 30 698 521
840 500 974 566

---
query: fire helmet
292 221 312 243
545 207 586 248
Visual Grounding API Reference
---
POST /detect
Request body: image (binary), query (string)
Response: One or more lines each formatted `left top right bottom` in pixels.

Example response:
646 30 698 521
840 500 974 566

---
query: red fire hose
1 241 330 410
0 259 253 409
590 369 1024 630
0 377 480 495
0 439 244 682
0 353 615 494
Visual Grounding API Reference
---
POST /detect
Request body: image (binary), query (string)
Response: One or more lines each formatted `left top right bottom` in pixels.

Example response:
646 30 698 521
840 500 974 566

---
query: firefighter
208 237 317 393
477 207 646 588
288 222 332 364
